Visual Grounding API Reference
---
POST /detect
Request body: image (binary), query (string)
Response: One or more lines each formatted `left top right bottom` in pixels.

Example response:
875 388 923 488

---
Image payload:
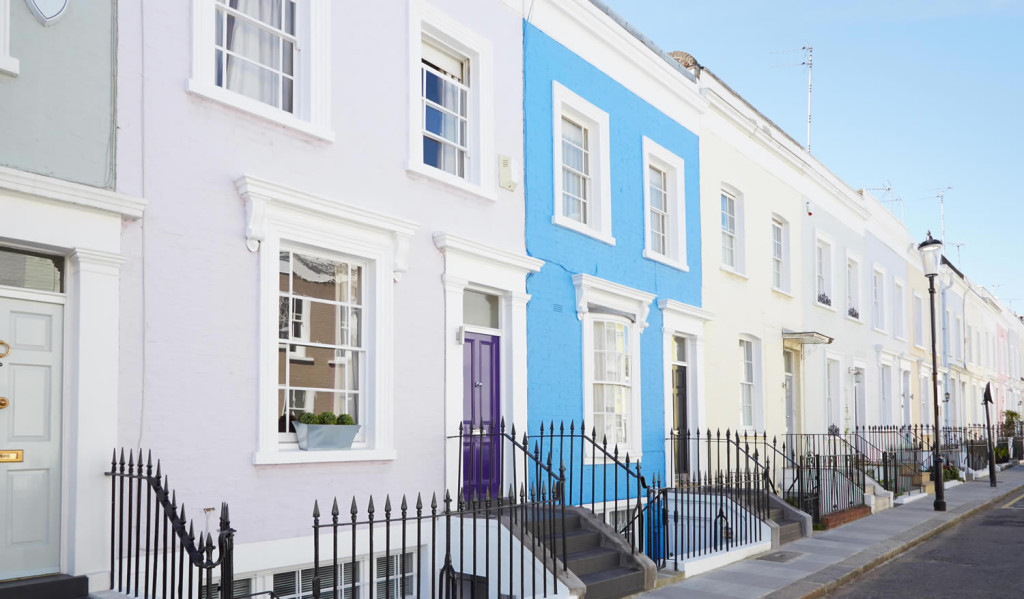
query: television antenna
947 241 965 269
771 45 813 152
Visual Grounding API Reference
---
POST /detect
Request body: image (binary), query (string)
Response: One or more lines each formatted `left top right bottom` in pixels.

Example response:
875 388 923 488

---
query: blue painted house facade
523 2 711 489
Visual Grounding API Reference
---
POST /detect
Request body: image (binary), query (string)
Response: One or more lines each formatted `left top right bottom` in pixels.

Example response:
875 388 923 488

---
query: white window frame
240 175 417 464
188 0 332 140
719 185 745 274
872 268 886 332
641 137 687 270
913 293 924 348
846 254 861 321
738 336 762 430
407 0 495 200
0 0 17 76
575 274 654 458
893 279 906 340
814 235 834 309
553 82 613 244
770 215 790 293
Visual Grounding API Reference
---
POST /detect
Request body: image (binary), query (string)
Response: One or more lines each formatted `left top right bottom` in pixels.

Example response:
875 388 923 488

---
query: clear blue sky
600 0 1024 312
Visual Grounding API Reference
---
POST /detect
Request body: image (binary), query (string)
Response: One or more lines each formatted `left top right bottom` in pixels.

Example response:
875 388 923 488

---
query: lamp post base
933 456 946 512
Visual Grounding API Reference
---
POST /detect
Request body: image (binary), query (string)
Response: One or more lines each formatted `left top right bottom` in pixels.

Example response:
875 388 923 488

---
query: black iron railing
454 420 650 554
654 430 770 569
310 485 567 599
107 449 238 599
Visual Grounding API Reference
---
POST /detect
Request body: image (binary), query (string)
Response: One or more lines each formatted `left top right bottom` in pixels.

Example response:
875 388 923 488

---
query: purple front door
463 332 500 500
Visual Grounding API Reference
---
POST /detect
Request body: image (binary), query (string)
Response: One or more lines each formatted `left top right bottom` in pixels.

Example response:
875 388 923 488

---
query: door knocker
0 340 9 359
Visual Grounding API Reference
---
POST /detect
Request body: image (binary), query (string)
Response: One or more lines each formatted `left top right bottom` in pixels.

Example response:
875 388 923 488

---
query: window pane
463 290 499 328
0 246 63 293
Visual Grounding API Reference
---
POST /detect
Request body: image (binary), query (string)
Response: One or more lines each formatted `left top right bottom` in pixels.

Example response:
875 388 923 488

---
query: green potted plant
293 411 360 450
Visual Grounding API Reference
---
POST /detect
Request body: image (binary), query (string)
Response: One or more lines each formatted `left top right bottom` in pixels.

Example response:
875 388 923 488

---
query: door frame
660 300 712 485
0 168 141 590
436 234 542 496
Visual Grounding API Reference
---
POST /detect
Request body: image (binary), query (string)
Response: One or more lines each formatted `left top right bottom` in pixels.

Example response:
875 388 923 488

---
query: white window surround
434 233 542 492
239 175 417 464
893 279 906 340
770 215 790 293
659 300 712 447
814 235 834 310
188 0 333 141
407 0 495 201
553 81 613 245
574 274 654 458
738 335 763 431
872 267 886 332
846 254 861 322
641 137 687 270
0 0 18 76
719 185 745 274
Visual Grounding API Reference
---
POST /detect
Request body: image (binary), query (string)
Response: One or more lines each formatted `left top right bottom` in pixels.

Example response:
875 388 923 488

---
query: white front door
0 296 63 581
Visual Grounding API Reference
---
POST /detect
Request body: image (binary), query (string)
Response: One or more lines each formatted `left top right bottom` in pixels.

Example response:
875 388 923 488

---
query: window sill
771 287 793 299
253 446 397 465
815 301 836 312
187 79 335 142
0 55 18 77
846 315 863 324
719 266 747 280
406 162 497 202
873 327 887 335
551 215 616 246
643 250 688 272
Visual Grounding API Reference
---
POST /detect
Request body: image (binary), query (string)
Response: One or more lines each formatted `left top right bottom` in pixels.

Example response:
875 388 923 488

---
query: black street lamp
919 231 946 511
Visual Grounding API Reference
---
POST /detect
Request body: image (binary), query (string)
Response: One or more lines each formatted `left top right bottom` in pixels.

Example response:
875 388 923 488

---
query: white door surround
0 166 144 591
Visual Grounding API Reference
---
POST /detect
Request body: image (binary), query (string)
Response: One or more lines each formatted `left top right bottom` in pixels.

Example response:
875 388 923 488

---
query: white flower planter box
293 422 361 450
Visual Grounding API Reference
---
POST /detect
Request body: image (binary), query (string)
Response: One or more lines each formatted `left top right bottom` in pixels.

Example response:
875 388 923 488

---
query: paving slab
637 467 1024 599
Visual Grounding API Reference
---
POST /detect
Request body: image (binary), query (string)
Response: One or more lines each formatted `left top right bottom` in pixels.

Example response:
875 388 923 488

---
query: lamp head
918 231 943 276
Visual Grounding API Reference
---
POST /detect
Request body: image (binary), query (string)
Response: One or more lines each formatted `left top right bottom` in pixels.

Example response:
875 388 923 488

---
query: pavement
639 465 1024 599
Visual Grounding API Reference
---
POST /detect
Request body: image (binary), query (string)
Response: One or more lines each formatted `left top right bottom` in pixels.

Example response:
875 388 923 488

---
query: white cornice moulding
530 0 706 125
573 273 656 330
236 175 418 281
0 165 146 218
433 233 543 274
658 299 714 323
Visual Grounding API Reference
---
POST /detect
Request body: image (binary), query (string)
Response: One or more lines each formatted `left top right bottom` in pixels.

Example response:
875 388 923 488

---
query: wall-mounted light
944 392 950 403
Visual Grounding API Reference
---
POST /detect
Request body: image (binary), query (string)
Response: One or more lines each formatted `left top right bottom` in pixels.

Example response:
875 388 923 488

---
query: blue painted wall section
524 22 702 488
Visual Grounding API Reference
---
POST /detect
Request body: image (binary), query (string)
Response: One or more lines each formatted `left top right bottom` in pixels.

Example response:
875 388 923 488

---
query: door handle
0 397 8 409
0 340 9 358
474 381 483 388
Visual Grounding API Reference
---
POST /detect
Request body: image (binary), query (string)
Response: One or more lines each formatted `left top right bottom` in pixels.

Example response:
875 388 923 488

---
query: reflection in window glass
0 246 63 293
278 251 364 436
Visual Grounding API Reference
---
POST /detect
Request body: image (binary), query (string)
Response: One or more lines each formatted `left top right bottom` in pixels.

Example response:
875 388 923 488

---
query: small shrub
942 465 961 482
995 446 1010 463
338 413 355 425
298 412 319 425
316 411 338 425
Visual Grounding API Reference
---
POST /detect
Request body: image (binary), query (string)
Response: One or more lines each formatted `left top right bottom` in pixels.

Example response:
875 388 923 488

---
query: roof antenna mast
803 45 812 152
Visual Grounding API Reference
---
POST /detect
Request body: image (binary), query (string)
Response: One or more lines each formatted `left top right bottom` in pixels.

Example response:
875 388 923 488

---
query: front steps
768 506 803 545
529 507 653 599
0 574 89 599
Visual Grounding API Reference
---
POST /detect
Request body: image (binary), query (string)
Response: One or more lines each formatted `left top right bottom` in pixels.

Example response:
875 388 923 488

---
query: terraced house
3 2 1024 599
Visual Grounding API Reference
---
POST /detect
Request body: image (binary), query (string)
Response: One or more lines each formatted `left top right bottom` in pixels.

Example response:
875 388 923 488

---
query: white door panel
0 297 63 581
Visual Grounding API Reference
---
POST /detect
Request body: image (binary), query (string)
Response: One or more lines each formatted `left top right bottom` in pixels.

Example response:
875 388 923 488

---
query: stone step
566 545 622 577
578 566 646 599
778 521 803 545
0 574 89 599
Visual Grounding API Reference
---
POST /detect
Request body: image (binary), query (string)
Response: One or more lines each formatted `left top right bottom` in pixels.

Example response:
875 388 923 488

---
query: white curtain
224 0 283 108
